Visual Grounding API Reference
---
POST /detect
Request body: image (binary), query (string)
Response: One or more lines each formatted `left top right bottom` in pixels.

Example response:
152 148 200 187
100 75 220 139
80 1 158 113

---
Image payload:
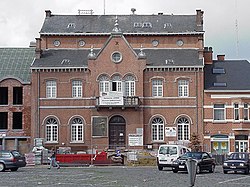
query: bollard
186 157 197 187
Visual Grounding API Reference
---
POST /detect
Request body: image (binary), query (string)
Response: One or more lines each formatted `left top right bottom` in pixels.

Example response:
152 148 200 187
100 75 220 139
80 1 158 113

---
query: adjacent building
204 48 250 154
0 47 35 153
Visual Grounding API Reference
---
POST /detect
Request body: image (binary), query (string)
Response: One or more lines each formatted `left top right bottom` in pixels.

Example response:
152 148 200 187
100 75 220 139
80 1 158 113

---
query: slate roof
31 48 202 68
205 60 250 90
40 14 203 34
0 48 35 83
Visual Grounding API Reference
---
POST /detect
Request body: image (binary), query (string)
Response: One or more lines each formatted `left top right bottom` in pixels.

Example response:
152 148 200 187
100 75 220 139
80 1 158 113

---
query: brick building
0 47 35 153
203 48 250 154
30 9 205 153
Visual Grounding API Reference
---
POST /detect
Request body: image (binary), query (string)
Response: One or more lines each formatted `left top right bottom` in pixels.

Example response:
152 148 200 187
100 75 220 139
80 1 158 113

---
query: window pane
13 87 23 105
152 117 164 141
13 112 22 129
152 79 163 97
72 80 82 98
178 80 189 97
46 81 56 98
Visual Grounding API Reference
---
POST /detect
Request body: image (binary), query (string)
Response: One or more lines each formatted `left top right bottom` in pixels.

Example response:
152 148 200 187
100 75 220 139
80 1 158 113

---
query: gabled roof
40 14 203 35
205 60 250 91
31 48 202 69
0 48 35 83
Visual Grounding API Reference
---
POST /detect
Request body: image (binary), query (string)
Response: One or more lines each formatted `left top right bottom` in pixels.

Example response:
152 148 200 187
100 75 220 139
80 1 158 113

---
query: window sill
45 141 58 144
213 120 227 124
70 141 84 144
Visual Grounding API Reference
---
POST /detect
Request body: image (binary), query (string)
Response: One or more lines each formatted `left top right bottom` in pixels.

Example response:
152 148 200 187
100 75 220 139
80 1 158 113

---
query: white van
157 144 190 170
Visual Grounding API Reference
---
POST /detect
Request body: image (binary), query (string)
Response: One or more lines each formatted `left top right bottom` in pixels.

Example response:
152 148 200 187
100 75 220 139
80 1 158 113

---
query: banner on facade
128 134 143 146
165 127 177 137
99 91 124 106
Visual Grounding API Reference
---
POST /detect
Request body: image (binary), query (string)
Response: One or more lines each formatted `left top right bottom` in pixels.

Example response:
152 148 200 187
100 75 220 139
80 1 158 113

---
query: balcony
96 96 140 110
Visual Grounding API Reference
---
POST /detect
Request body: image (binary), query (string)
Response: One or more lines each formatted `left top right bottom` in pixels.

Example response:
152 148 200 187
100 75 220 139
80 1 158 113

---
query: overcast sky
0 0 249 61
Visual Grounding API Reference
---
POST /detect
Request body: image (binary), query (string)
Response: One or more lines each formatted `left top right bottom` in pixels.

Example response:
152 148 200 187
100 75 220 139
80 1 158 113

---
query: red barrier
56 152 111 165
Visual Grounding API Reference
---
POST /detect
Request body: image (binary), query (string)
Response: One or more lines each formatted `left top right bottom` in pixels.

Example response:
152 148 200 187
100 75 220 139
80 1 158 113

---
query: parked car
0 150 26 172
172 152 215 173
157 144 190 171
223 152 250 174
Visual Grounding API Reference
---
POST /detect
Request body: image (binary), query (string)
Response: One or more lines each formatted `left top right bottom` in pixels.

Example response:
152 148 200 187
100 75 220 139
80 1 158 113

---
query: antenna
235 0 239 58
104 0 106 15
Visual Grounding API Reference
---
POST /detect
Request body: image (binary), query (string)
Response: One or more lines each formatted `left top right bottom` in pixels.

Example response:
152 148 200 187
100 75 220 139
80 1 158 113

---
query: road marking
218 176 250 184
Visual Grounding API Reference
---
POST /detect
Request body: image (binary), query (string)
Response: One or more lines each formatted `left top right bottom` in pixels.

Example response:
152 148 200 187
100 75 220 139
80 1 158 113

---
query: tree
189 133 201 152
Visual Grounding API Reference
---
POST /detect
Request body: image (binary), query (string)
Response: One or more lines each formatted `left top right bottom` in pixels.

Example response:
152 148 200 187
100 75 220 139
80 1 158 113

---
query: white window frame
45 118 58 142
244 103 249 121
213 104 225 121
71 118 84 142
152 117 164 141
124 75 135 96
72 80 82 98
178 80 189 97
99 75 110 95
177 117 190 141
46 80 57 98
125 81 135 96
234 103 239 121
152 79 163 97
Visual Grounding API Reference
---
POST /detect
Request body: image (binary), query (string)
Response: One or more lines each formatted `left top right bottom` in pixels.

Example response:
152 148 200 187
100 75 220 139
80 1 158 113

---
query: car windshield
12 151 21 157
181 152 202 159
159 146 177 155
229 153 247 160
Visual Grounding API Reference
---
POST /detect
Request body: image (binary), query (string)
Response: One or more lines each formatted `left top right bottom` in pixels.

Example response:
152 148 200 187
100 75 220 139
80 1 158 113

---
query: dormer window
143 22 152 28
67 23 76 28
213 68 225 74
213 83 227 87
164 23 172 29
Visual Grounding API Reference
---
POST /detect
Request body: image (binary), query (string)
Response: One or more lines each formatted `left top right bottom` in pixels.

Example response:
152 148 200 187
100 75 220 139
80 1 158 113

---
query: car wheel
158 165 163 171
245 168 249 175
196 165 201 174
10 168 18 171
172 168 178 173
223 170 228 174
0 163 5 172
209 164 215 173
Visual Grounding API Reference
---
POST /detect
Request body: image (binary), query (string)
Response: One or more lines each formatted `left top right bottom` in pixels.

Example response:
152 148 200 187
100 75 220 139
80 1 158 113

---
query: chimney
45 10 52 18
196 9 204 29
217 54 225 61
204 47 213 64
35 38 42 59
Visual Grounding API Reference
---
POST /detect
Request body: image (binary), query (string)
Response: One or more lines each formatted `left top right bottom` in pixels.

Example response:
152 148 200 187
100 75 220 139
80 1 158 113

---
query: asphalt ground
1 165 250 187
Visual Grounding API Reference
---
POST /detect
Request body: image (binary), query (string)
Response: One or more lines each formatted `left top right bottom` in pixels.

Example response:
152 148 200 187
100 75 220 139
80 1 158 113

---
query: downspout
37 71 40 138
195 70 199 134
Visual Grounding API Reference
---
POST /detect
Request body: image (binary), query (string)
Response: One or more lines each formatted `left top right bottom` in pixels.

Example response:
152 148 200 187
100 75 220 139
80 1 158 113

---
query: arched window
124 75 135 96
45 118 58 142
71 118 84 142
152 117 164 141
177 117 190 141
98 75 110 94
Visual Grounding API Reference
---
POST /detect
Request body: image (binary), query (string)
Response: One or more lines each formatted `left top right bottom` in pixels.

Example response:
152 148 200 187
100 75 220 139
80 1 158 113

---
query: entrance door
109 116 126 149
235 135 248 152
235 141 248 152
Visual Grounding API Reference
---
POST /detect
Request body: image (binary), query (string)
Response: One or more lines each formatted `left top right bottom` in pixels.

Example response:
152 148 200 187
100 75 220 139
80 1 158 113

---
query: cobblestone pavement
1 165 250 187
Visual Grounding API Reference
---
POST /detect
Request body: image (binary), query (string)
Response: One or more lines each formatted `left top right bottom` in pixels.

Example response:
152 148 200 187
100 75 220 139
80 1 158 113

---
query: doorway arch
109 115 126 149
